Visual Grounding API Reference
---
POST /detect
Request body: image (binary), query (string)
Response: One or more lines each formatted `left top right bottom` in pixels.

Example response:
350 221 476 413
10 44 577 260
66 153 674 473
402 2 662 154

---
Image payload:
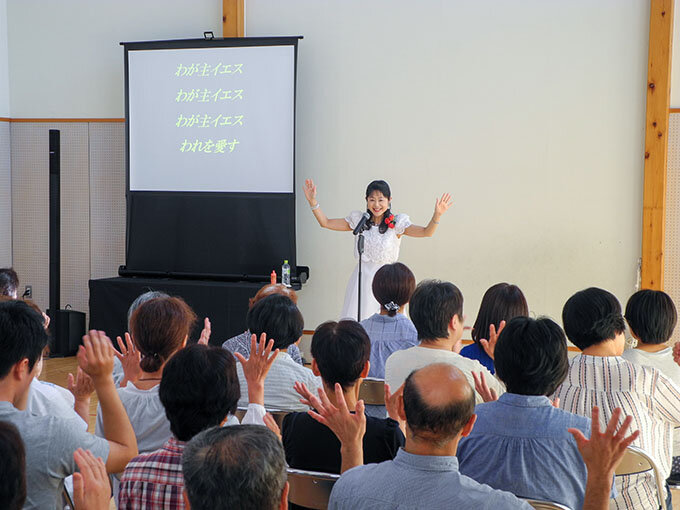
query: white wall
248 0 649 329
6 0 222 117
0 0 9 117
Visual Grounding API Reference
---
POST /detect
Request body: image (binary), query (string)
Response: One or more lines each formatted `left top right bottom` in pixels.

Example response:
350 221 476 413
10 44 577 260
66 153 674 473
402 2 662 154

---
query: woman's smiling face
367 190 390 219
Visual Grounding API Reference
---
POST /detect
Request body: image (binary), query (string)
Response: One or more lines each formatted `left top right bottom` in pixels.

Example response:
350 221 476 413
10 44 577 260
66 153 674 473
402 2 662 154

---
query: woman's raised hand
434 193 452 218
303 179 317 204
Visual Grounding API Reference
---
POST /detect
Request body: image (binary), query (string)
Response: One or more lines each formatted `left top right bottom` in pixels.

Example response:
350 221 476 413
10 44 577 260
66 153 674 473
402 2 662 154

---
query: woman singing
303 178 452 320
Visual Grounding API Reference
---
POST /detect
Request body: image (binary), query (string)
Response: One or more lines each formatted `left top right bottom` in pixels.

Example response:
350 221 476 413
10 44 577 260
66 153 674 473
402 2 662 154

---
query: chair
234 407 290 428
522 499 571 510
615 445 666 510
358 378 385 405
286 468 340 510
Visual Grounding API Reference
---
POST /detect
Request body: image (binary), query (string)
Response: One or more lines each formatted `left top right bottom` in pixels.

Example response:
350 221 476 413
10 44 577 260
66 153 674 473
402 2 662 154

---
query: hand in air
434 193 453 217
479 320 505 361
307 383 367 448
198 317 211 345
234 333 279 388
472 371 498 403
72 448 111 510
68 367 95 400
303 179 317 204
384 382 405 426
77 330 115 382
114 332 142 386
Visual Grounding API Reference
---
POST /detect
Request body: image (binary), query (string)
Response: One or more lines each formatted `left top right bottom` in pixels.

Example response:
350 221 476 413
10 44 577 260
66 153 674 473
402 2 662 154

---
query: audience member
384 280 503 403
223 283 304 364
313 363 633 510
0 420 25 510
182 425 288 510
97 295 196 454
282 320 404 475
458 316 608 509
460 282 528 373
0 267 18 299
235 294 319 410
0 300 137 509
622 289 680 482
555 287 680 510
118 339 275 509
360 263 418 379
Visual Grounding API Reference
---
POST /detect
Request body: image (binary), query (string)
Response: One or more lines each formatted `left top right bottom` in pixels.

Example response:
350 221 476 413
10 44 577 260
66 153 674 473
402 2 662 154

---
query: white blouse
345 210 412 264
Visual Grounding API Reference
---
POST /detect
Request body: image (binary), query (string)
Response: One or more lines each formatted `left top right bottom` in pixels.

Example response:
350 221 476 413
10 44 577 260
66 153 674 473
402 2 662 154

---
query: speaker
47 309 85 357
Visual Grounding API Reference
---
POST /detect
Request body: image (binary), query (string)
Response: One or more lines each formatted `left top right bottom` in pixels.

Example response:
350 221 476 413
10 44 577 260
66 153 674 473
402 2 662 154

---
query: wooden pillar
641 0 674 290
223 0 245 37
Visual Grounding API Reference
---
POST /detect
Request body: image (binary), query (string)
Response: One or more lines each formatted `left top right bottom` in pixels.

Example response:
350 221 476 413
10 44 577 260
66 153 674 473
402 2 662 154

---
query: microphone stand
356 230 365 321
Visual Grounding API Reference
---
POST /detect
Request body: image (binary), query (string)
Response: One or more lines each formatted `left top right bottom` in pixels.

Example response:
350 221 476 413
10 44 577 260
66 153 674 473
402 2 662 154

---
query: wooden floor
41 356 680 510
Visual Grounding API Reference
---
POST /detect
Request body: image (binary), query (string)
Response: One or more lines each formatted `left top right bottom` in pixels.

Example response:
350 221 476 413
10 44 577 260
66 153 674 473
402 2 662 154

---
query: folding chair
522 499 571 510
287 468 340 510
615 445 667 510
358 378 385 405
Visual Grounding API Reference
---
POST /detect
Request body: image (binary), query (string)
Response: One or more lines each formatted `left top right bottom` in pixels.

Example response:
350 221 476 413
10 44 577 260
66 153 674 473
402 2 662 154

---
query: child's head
625 290 677 345
472 283 528 346
372 262 416 317
562 287 626 351
130 296 197 373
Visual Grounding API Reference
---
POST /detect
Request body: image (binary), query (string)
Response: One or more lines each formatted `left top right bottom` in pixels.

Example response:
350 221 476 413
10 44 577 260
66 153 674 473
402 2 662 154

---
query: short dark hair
311 320 371 390
625 290 677 345
403 366 475 447
494 316 568 396
472 283 528 345
183 425 287 510
372 263 416 317
562 287 626 350
246 294 304 350
0 300 48 379
130 296 197 373
0 421 25 510
159 344 240 441
0 268 18 298
409 280 464 341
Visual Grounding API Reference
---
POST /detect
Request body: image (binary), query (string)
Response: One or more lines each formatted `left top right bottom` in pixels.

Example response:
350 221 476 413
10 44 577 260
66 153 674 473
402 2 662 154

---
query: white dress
341 211 411 321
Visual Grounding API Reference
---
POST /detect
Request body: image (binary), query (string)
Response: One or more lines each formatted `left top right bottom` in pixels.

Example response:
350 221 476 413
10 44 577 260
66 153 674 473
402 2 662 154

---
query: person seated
223 283 303 364
118 338 275 509
360 262 418 379
182 425 288 510
0 420 25 510
554 287 680 510
97 295 198 454
622 289 680 483
457 316 609 510
384 280 503 403
0 300 137 509
460 282 528 373
235 294 319 410
282 320 404 475
0 267 19 299
314 363 635 510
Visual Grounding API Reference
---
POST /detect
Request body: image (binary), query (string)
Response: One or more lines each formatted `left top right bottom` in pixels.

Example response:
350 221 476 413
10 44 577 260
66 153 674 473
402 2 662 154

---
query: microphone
353 212 371 235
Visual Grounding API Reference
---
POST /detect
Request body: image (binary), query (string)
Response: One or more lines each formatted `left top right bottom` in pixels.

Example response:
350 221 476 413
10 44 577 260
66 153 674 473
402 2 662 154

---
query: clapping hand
114 332 141 387
434 193 452 217
68 367 95 400
77 330 115 382
234 333 279 406
198 317 211 345
72 448 111 510
479 320 505 361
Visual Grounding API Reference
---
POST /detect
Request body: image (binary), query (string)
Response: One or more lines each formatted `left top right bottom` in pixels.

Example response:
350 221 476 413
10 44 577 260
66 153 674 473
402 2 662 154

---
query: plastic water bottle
282 260 291 287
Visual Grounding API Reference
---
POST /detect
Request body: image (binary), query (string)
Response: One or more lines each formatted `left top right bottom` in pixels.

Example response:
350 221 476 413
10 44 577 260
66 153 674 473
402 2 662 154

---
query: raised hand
434 193 452 218
384 382 406 433
307 383 366 447
234 333 279 406
77 330 115 382
114 332 141 387
294 381 315 408
303 178 317 204
68 367 95 400
479 320 506 361
72 448 111 510
472 371 498 403
198 317 211 345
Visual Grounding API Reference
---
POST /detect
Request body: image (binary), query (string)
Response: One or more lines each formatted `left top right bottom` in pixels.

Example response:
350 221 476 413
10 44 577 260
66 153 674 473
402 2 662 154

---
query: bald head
403 363 475 446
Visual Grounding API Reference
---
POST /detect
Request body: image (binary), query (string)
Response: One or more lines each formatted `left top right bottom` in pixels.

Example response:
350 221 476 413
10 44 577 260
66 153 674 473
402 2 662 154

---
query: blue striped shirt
360 313 418 379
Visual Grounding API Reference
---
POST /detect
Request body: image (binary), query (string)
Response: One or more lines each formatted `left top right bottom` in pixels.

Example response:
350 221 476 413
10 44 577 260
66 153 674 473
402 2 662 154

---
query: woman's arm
303 179 351 231
403 193 452 238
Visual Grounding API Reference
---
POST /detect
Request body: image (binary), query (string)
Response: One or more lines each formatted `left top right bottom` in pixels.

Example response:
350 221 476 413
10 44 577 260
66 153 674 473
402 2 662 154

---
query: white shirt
27 379 87 430
384 345 504 404
236 351 321 411
554 354 680 510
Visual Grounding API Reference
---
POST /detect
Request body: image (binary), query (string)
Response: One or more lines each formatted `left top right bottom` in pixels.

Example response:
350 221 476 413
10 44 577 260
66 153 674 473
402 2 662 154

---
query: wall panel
0 121 10 266
665 113 680 340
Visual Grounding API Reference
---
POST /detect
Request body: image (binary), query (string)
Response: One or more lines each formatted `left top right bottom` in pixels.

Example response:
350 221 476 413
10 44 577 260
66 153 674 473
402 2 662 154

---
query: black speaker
48 129 85 357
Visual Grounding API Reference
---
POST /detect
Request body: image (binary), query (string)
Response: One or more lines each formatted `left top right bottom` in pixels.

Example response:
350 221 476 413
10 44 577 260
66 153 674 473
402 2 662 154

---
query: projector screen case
121 37 302 279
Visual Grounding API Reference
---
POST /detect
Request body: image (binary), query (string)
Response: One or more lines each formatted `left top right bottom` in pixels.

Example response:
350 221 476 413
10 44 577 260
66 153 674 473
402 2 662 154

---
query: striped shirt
360 313 419 379
554 354 680 510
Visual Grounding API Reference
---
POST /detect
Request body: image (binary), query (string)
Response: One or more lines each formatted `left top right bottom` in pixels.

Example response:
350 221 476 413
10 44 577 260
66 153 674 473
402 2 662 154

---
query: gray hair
182 425 287 510
127 290 169 330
